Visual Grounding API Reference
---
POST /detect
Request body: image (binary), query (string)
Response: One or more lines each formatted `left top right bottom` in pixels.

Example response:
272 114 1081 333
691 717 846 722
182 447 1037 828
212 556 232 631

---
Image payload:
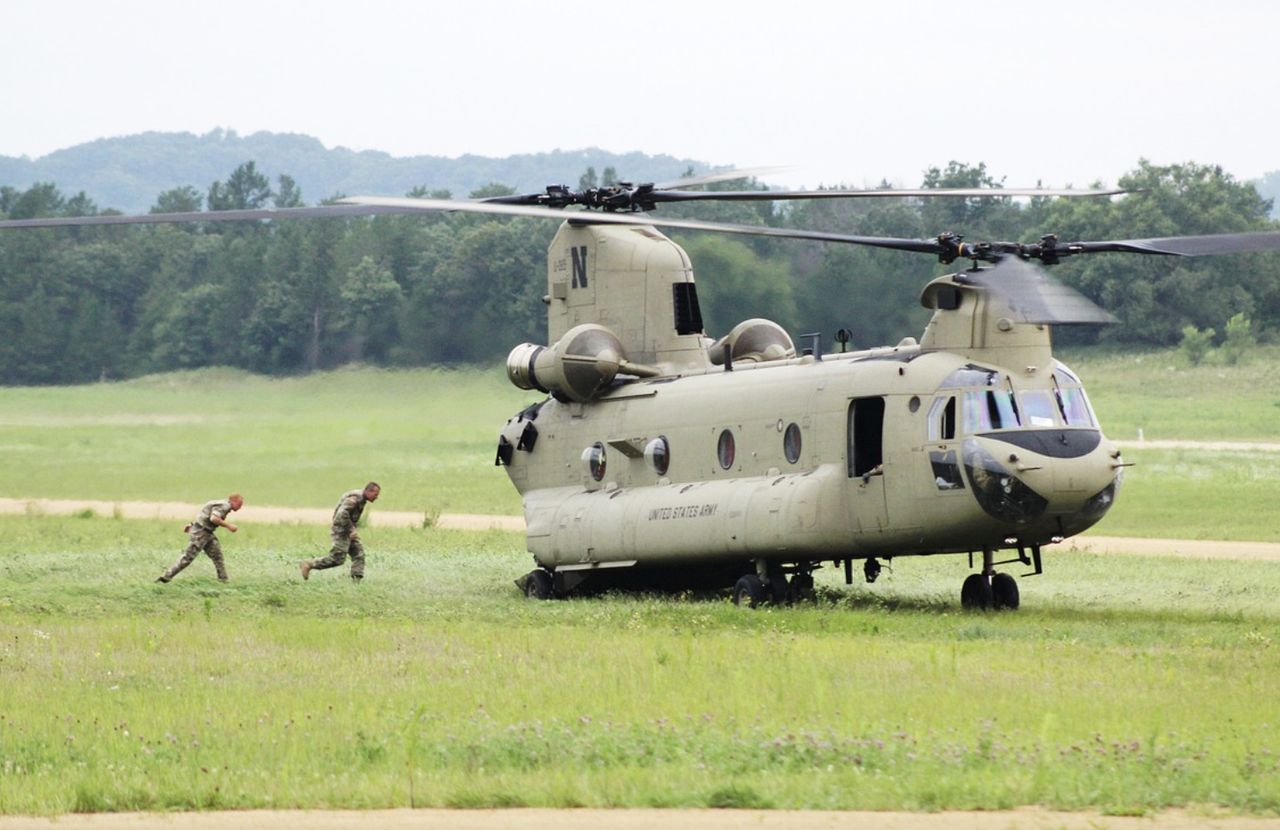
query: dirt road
2 808 1277 830
3 496 1278 562
0 497 520 532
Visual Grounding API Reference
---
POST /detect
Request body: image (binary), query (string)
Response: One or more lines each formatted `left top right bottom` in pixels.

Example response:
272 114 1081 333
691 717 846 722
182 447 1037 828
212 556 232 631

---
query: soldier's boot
300 560 313 580
155 576 170 584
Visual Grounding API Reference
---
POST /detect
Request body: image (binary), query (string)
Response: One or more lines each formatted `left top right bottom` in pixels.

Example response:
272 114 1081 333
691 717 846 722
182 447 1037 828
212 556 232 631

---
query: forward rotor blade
965 258 1116 325
1072 230 1280 257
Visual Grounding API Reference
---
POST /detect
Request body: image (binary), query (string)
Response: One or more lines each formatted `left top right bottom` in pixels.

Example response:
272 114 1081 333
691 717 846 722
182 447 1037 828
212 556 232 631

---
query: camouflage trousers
310 530 365 579
162 529 227 581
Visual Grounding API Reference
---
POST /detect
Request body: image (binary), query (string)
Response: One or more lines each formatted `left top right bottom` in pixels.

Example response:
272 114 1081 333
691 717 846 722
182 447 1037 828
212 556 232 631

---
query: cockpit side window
1052 369 1097 427
963 391 990 433
927 396 956 441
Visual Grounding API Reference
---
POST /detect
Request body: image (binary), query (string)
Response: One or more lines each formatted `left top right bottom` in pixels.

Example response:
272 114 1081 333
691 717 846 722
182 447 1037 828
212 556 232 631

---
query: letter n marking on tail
571 246 588 289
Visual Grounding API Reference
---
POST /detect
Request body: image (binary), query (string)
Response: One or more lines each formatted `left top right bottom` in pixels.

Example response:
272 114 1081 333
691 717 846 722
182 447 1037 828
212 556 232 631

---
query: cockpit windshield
962 387 1020 432
933 362 1099 437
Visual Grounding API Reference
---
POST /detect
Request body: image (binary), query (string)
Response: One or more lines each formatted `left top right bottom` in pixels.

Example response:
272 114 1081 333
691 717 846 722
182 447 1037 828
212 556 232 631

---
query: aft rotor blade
0 203 422 230
645 186 1126 204
653 166 792 190
338 195 951 251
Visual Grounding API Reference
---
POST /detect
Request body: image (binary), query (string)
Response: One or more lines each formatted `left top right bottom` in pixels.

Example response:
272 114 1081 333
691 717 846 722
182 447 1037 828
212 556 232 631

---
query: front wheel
960 573 993 611
991 573 1020 610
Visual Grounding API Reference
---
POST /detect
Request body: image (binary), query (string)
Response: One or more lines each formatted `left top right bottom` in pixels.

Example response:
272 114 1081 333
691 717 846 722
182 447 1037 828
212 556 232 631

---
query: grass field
1061 345 1280 443
2 348 1279 541
0 367 528 516
2 514 1279 814
2 349 1280 815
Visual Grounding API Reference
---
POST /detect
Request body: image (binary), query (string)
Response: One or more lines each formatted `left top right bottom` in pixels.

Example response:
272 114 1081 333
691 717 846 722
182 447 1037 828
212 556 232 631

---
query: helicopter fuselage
500 345 1121 585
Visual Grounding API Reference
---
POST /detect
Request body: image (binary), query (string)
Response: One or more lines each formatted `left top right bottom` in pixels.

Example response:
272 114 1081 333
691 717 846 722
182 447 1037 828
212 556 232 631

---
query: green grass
1061 344 1280 443
5 351 1279 543
0 366 529 515
2 514 1280 814
1096 447 1280 541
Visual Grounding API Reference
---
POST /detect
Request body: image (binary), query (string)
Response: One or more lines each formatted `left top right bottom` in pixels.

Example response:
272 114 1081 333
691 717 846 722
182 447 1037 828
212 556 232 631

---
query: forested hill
2 158 1277 386
0 130 708 213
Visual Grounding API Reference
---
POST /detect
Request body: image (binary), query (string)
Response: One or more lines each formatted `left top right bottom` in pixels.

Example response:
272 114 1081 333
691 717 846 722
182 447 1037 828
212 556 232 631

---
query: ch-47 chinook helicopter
5 172 1280 609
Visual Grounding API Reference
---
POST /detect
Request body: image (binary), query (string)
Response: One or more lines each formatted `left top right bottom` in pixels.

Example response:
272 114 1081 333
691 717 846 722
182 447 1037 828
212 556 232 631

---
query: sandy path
2 497 1278 561
1066 535 1280 562
1113 439 1280 453
0 497 521 532
2 808 1277 830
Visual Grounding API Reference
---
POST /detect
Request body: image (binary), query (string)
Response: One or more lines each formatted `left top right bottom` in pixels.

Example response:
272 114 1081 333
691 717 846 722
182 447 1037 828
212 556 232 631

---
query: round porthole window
783 422 802 464
717 429 735 470
644 436 670 476
582 442 606 481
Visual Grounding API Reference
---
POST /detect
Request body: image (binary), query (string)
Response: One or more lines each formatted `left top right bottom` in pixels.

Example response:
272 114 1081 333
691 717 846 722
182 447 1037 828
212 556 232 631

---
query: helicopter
5 173 1280 609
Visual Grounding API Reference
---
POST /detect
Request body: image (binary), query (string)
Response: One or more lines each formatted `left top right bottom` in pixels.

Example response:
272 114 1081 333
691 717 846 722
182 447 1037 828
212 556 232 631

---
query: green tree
339 256 402 362
920 161 1020 238
1038 161 1279 345
468 183 517 199
274 174 304 208
151 283 226 368
1178 324 1215 366
1221 312 1254 365
152 185 203 214
6 182 64 219
208 161 272 211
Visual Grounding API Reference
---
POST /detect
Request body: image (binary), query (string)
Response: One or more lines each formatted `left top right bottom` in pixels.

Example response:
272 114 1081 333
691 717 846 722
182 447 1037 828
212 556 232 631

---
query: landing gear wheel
991 573 1020 610
960 573 993 610
733 574 766 608
768 575 790 606
790 573 816 603
522 569 554 600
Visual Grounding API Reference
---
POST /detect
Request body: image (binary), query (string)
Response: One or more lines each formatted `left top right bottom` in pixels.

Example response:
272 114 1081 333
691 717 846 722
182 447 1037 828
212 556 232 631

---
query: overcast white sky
3 0 1277 189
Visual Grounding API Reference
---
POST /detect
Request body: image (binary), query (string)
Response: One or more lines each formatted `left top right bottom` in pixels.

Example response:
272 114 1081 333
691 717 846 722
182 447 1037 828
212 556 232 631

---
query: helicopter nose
962 432 1121 526
1049 438 1121 509
1043 443 1122 515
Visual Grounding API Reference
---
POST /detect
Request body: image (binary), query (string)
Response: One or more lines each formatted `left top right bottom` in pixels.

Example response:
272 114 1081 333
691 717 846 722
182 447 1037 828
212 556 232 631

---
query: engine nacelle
507 324 625 402
708 318 796 366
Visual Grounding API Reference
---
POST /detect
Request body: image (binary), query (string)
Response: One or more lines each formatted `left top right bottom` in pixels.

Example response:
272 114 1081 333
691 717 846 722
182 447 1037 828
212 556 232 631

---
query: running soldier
157 494 244 583
300 482 380 582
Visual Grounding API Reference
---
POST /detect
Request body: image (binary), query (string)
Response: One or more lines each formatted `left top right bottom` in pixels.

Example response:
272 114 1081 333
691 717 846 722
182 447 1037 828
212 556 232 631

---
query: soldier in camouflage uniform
300 482 380 582
157 494 244 583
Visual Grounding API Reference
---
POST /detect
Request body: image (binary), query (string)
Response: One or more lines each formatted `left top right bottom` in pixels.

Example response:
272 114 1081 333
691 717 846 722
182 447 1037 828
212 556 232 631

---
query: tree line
0 159 1276 385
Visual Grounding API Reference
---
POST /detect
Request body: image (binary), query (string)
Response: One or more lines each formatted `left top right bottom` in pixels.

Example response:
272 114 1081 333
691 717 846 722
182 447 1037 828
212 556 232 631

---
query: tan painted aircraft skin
497 223 1124 601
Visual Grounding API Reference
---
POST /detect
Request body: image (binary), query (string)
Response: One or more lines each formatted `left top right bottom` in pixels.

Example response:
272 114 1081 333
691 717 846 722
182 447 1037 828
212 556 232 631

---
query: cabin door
847 397 889 532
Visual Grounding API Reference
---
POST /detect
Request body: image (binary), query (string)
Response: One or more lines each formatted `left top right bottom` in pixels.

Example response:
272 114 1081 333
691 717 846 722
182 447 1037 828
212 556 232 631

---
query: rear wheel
733 574 766 608
522 569 554 600
960 573 993 610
